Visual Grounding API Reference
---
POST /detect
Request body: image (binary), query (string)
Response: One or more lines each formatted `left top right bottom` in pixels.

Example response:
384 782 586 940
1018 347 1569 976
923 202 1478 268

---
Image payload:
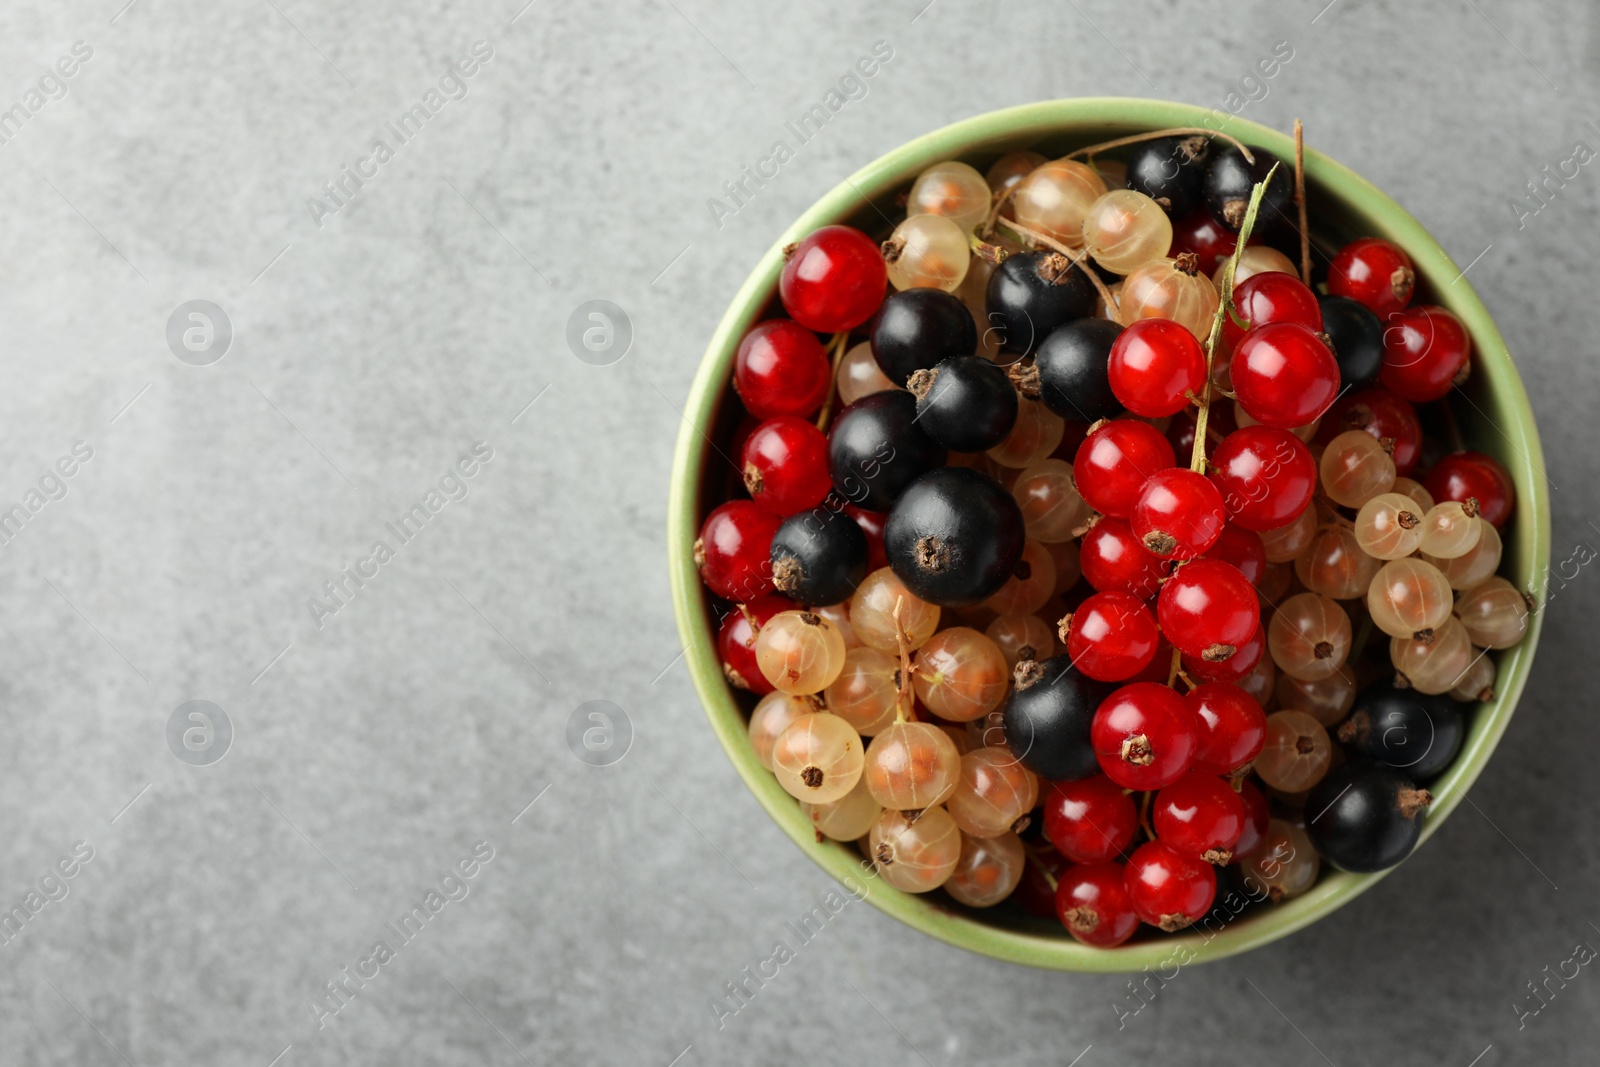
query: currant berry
1367 558 1454 639
1120 256 1219 340
823 645 908 736
1033 318 1125 423
827 391 946 511
697 500 783 601
1254 709 1333 793
1339 680 1463 781
748 692 817 769
1081 189 1174 274
1425 519 1501 590
986 150 1048 194
1318 387 1422 476
1056 861 1140 947
1063 590 1159 682
1232 780 1270 860
870 288 979 386
863 719 962 809
1187 682 1266 774
1123 134 1209 218
908 160 992 233
1319 429 1396 508
718 594 788 694
741 417 831 517
733 320 831 419
1258 505 1319 564
983 539 1056 615
1202 524 1269 588
771 711 864 803
1353 492 1426 561
985 250 1097 355
1158 559 1259 662
1328 236 1415 318
1154 772 1247 864
849 567 940 653
907 356 1018 453
1208 426 1316 531
1277 671 1356 727
755 610 848 695
988 397 1066 468
1091 682 1196 790
1125 840 1217 931
1080 516 1168 599
1107 318 1206 418
1391 617 1473 695
1132 468 1226 559
1318 294 1384 388
946 831 1027 907
1305 761 1432 872
1043 776 1138 864
1002 654 1109 781
1169 207 1238 275
1231 322 1340 429
1225 244 1298 286
946 746 1039 837
780 225 887 332
837 340 900 406
913 626 1011 722
1166 399 1236 459
1204 144 1292 231
1240 819 1320 902
802 775 882 841
1380 305 1471 402
1455 576 1531 649
1268 593 1352 682
885 467 1027 607
1423 451 1515 528
1418 500 1482 559
1010 158 1107 245
869 806 962 892
844 503 890 572
1073 418 1177 519
986 613 1056 669
1451 650 1496 703
1011 459 1092 543
1222 270 1323 350
1182 622 1266 685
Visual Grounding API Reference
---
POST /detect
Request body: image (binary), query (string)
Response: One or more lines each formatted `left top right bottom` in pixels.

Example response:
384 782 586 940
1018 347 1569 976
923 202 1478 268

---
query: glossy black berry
1001 655 1109 781
1305 761 1432 873
884 466 1025 606
907 356 1018 453
1204 145 1293 233
826 391 946 512
1337 680 1462 781
1318 294 1384 388
1124 135 1210 219
769 505 868 606
985 250 1096 356
1032 318 1124 422
869 288 977 387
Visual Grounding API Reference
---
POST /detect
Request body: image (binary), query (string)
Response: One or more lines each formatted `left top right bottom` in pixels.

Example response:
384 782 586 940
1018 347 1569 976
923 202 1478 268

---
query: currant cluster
693 125 1529 946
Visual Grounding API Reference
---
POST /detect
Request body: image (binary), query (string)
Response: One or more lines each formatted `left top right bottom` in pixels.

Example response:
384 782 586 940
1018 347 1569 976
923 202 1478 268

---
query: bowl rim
667 98 1550 972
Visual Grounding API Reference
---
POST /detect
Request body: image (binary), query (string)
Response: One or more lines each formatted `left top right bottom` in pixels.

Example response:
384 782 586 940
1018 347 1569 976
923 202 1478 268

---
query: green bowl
667 98 1549 971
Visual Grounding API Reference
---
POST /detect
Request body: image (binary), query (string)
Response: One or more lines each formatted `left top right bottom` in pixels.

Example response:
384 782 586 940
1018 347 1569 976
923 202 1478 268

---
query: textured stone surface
0 0 1594 1064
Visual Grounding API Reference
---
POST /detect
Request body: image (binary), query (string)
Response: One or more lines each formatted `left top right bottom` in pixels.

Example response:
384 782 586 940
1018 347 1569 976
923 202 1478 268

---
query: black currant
907 355 1018 453
1001 654 1108 780
869 288 977 387
1032 318 1124 422
826 391 946 512
1305 761 1432 873
985 250 1096 356
1124 134 1210 218
1204 145 1293 233
1318 294 1384 389
1337 680 1462 781
769 505 868 606
884 466 1025 606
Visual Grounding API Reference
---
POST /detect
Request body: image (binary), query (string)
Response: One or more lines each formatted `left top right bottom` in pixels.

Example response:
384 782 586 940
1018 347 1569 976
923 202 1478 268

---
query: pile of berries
693 128 1529 945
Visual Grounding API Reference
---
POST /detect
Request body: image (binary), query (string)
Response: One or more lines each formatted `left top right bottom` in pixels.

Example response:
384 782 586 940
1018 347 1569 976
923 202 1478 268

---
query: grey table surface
0 0 1595 1064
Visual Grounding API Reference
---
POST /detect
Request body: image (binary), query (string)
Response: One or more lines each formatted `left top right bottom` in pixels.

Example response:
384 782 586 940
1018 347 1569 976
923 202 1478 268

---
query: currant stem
815 331 851 431
1024 849 1060 892
892 595 914 723
990 218 1120 321
1294 119 1311 286
1063 127 1256 165
980 184 1019 238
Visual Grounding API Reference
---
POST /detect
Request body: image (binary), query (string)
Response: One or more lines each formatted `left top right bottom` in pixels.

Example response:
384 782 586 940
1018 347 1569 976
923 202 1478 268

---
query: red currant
1182 620 1265 684
1073 419 1177 518
1209 426 1316 531
843 503 889 571
1424 451 1515 528
1380 305 1471 402
1124 840 1217 931
1056 862 1140 947
733 320 831 419
1158 559 1258 661
1202 524 1268 587
1232 780 1270 860
1186 682 1266 774
696 500 783 601
1153 772 1247 863
1043 776 1138 864
1317 387 1422 476
741 417 831 516
1169 208 1238 276
1222 270 1323 349
716 594 789 694
1232 322 1340 429
1132 468 1226 559
1079 517 1168 599
1328 236 1415 317
1108 318 1207 418
1064 591 1159 681
1090 682 1196 791
779 225 887 332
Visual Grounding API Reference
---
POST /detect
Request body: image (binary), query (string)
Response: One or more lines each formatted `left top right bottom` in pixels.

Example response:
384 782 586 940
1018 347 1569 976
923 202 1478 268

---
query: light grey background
0 0 1594 1064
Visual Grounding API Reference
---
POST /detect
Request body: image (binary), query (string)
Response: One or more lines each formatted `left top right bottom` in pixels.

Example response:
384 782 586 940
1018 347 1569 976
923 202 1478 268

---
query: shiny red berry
1073 419 1177 519
716 594 789 694
1209 426 1316 531
1380 305 1471 402
1232 322 1340 429
734 320 831 419
1328 236 1415 318
1154 772 1247 863
1091 682 1196 791
1132 468 1226 560
1169 208 1238 276
1317 387 1422 476
1043 776 1138 864
1158 559 1258 662
1201 524 1268 587
1125 840 1217 931
1232 780 1271 860
1056 862 1140 947
779 225 887 332
1079 517 1169 600
1222 270 1323 349
1182 621 1265 684
1108 318 1206 418
1424 451 1515 528
1065 591 1160 681
696 500 783 601
1186 682 1267 774
741 417 831 516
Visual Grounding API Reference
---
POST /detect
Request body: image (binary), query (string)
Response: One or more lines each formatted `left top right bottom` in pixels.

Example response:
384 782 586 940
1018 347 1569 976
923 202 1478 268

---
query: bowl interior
668 99 1549 971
